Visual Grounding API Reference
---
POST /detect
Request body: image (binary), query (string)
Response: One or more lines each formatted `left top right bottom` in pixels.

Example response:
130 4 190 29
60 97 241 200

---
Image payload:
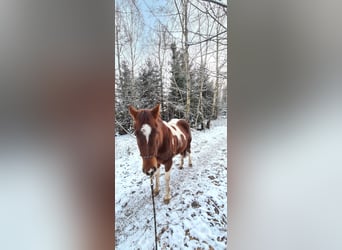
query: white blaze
141 124 152 144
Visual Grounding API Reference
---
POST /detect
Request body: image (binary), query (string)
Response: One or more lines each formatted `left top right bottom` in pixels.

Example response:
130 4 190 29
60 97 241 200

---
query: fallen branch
115 119 136 138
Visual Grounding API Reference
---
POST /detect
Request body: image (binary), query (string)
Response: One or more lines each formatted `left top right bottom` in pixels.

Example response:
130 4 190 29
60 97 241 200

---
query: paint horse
129 104 192 204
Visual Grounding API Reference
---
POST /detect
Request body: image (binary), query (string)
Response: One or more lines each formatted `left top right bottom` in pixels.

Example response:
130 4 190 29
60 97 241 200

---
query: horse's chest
157 138 177 162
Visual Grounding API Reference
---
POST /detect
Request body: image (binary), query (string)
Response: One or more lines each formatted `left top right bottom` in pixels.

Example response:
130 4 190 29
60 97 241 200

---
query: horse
128 103 192 204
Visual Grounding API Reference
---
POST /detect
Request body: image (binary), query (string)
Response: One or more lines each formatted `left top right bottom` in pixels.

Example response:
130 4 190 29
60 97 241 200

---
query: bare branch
201 0 227 8
187 30 226 46
189 1 226 30
115 119 135 138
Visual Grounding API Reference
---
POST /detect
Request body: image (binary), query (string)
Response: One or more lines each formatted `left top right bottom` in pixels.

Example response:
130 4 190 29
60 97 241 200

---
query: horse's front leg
153 164 160 196
163 160 173 204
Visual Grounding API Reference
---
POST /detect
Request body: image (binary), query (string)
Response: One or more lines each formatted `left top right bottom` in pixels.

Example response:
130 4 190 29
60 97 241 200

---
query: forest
115 0 227 135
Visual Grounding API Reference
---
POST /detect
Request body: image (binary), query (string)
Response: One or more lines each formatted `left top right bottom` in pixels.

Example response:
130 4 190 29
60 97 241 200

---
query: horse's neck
158 118 171 144
159 118 168 129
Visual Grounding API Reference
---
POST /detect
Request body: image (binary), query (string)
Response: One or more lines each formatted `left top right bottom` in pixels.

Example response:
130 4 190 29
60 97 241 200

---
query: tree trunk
173 0 190 121
195 15 205 129
183 0 191 122
212 22 220 119
129 35 135 88
115 23 121 82
157 26 164 114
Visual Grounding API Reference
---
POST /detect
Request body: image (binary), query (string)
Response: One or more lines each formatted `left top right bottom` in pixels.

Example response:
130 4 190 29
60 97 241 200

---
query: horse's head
128 104 162 176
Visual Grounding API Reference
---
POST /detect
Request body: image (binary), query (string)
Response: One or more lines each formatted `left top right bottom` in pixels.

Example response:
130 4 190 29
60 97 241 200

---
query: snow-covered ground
115 118 227 249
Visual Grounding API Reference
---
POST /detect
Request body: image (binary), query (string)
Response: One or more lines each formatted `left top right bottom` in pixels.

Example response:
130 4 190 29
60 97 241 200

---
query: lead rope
150 177 158 250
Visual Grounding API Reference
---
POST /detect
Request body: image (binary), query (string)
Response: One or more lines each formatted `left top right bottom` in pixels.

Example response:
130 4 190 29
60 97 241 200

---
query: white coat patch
141 124 152 144
163 119 185 146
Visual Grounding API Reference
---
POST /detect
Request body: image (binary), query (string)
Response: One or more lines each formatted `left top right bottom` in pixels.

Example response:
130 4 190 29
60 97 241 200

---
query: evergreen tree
135 58 162 109
167 42 187 120
115 61 134 135
190 64 214 128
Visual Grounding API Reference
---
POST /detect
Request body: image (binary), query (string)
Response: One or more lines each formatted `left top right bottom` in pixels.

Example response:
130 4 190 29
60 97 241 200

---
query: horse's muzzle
144 167 156 176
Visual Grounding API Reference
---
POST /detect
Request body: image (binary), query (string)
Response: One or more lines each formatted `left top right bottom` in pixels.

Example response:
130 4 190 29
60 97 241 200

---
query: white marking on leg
188 153 192 166
164 170 171 201
154 167 160 194
141 124 152 144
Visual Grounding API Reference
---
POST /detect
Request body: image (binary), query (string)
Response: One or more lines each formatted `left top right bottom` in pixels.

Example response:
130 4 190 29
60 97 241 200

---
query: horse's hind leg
187 140 192 167
179 153 185 169
188 152 192 167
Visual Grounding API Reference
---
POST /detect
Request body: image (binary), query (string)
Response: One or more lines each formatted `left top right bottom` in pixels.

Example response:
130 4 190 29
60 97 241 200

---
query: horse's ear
151 103 160 119
128 105 138 120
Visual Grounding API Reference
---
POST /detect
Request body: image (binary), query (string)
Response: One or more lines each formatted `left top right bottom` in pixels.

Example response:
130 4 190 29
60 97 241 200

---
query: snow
115 118 227 249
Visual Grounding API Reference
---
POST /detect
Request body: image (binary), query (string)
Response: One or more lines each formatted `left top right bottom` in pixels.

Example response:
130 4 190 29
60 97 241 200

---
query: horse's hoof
153 190 160 196
189 163 193 167
163 198 170 204
179 166 183 170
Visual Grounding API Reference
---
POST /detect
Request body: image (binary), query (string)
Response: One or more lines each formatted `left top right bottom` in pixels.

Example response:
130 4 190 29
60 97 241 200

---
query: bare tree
174 0 191 121
194 11 210 128
156 24 169 114
115 5 122 81
183 0 191 121
211 18 220 119
118 0 144 85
